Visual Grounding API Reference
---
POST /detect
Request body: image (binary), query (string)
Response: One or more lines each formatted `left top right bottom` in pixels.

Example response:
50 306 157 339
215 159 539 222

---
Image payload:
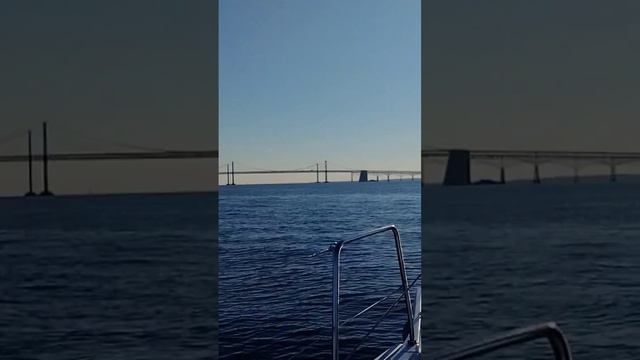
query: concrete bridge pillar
610 162 617 182
532 154 541 184
316 163 319 183
358 170 368 182
387 174 390 182
443 150 470 185
226 163 230 185
573 167 579 183
499 156 505 184
533 162 541 184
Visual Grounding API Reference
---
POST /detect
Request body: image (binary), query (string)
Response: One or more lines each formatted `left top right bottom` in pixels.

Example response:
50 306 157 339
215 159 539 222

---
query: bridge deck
423 149 640 160
0 150 218 162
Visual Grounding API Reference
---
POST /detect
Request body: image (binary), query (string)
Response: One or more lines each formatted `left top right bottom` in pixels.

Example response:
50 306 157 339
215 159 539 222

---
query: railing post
332 242 342 360
391 227 415 345
330 225 417 359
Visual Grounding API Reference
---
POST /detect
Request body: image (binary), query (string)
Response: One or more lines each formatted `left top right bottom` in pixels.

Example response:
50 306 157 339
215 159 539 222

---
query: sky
422 0 640 183
219 0 421 185
0 1 217 195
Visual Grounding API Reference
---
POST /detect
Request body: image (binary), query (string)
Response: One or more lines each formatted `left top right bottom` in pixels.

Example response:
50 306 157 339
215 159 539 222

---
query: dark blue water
423 183 640 360
0 193 217 359
218 181 421 360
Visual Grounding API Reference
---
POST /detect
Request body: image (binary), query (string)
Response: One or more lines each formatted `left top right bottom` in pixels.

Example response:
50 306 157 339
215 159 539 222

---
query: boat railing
434 322 573 360
323 224 416 360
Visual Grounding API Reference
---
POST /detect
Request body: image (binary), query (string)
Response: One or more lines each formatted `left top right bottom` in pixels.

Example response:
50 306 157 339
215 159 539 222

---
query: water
0 193 217 359
218 181 421 359
423 183 640 360
4 182 635 360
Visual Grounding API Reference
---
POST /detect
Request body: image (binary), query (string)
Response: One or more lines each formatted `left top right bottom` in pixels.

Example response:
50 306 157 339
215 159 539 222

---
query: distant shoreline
0 190 219 200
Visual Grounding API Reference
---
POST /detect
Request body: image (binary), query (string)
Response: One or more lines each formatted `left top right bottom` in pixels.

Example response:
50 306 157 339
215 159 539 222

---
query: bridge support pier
226 163 230 185
573 167 579 183
610 162 617 183
350 172 353 182
25 130 36 197
387 174 390 182
359 170 368 182
533 162 541 184
443 150 470 185
40 122 54 196
500 166 506 184
316 163 319 183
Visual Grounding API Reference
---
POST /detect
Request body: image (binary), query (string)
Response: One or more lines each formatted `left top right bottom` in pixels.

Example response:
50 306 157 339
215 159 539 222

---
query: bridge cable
53 122 171 152
233 162 274 172
327 160 357 171
291 163 318 171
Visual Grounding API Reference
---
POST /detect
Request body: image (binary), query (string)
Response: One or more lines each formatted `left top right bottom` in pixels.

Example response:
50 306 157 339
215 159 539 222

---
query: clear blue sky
219 0 420 184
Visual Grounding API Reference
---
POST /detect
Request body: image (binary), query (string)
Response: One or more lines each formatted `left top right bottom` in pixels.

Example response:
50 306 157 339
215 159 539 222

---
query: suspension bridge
0 122 218 196
423 148 640 185
219 160 421 185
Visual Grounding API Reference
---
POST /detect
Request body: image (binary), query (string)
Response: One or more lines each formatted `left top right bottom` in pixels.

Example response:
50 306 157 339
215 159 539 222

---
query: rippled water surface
423 183 640 360
219 182 421 360
0 193 217 359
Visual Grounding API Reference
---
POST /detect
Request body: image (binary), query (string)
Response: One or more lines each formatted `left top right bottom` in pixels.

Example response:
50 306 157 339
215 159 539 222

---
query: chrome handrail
328 225 415 360
434 322 573 360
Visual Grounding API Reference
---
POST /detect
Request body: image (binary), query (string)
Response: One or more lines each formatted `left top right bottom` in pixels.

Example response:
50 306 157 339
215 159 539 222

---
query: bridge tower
231 161 236 185
358 170 368 182
25 130 36 196
324 160 328 183
40 122 54 196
